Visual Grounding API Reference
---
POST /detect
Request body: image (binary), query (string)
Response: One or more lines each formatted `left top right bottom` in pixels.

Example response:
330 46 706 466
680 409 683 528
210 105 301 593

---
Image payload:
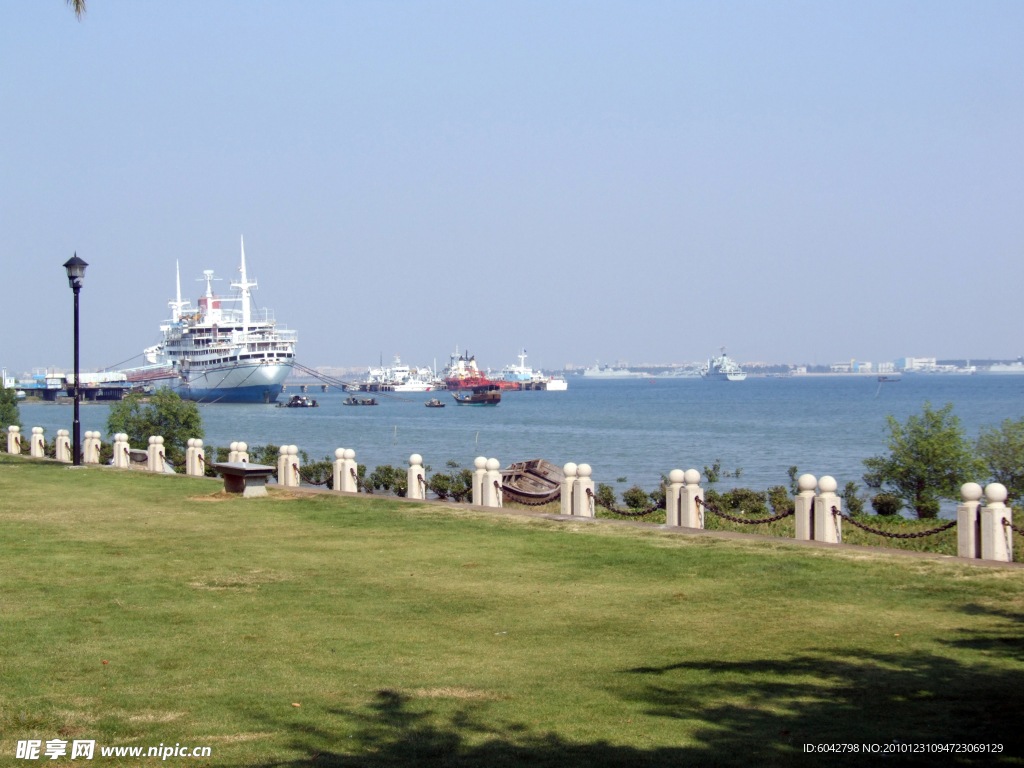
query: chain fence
1004 520 1024 536
502 488 561 507
586 488 661 517
696 496 795 525
831 506 957 539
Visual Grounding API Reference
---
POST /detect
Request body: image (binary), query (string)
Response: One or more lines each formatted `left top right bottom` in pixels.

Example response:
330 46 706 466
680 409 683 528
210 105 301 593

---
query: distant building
852 361 873 373
896 357 937 371
793 366 807 375
830 362 852 373
877 362 895 373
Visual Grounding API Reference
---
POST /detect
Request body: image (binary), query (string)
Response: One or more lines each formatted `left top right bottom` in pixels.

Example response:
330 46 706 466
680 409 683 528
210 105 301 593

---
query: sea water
18 376 1024 510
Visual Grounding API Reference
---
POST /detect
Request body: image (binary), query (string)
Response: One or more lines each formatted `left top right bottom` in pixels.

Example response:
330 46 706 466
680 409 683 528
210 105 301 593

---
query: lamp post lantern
63 254 88 465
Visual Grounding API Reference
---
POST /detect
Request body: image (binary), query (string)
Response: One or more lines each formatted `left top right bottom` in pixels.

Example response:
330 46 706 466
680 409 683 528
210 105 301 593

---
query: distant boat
277 394 318 408
452 384 501 406
582 362 649 378
877 376 901 383
700 348 747 381
545 375 568 391
425 398 446 408
343 396 378 406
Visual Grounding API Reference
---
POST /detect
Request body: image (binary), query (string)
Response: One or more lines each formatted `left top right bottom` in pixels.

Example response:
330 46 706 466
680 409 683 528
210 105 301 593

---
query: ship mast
168 260 189 322
231 235 258 334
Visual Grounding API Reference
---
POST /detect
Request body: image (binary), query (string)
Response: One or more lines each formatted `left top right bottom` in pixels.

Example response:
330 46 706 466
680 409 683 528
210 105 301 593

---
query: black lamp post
63 254 88 465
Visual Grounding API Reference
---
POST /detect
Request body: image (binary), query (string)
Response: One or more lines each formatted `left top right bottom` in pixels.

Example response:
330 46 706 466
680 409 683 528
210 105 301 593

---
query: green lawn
2 454 1023 766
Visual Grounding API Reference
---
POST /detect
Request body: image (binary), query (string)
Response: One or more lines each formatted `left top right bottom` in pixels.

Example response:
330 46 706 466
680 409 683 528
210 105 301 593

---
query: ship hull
166 361 293 403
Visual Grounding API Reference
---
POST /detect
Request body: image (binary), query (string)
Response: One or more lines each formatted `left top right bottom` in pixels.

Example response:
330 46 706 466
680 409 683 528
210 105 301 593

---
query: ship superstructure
700 348 747 382
136 238 296 403
364 355 438 391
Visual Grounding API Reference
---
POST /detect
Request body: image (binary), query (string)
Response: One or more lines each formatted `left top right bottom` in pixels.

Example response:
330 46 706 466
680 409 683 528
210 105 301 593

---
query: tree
862 401 984 519
107 390 204 466
0 386 21 433
66 0 86 20
977 417 1024 505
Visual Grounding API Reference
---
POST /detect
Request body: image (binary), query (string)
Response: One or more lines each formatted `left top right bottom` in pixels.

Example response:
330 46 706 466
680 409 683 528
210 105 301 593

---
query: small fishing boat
343 396 378 406
425 398 446 408
451 384 501 406
500 459 564 504
277 394 318 408
877 376 901 383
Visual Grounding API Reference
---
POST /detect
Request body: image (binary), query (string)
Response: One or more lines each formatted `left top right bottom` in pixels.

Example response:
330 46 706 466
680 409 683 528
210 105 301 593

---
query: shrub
721 488 768 516
429 473 452 499
872 493 903 517
767 486 794 516
840 481 865 516
622 485 650 510
595 483 617 510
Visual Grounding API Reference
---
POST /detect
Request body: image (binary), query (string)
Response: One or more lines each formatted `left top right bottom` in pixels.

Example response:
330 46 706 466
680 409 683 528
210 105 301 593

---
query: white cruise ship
131 239 296 403
700 348 747 381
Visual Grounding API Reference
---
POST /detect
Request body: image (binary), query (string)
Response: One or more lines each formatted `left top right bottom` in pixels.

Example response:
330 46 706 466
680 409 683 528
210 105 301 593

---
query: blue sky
1 1 1022 372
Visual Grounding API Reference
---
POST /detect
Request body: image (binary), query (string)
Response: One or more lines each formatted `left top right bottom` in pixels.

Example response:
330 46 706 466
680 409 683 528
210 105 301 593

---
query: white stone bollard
55 429 71 463
343 449 358 492
482 458 502 507
192 439 205 475
228 441 241 463
30 427 45 458
573 463 595 517
560 463 577 516
407 454 426 500
186 438 196 474
957 482 984 559
794 474 818 541
113 433 131 469
813 476 842 543
84 431 102 464
665 469 685 526
237 442 248 463
682 469 703 528
472 457 487 505
980 483 1013 562
277 446 290 485
277 445 300 487
146 436 165 472
7 425 20 455
333 448 346 491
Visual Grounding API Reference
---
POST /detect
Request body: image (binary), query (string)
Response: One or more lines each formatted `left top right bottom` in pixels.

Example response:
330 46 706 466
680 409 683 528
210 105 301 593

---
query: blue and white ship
133 239 296 403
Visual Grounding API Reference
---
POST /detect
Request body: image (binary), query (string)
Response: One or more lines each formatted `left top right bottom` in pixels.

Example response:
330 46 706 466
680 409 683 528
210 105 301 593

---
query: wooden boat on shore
500 459 564 505
451 384 501 406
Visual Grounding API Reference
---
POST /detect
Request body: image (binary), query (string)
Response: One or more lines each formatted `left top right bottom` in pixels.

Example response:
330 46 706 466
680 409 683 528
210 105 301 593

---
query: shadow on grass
252 632 1024 767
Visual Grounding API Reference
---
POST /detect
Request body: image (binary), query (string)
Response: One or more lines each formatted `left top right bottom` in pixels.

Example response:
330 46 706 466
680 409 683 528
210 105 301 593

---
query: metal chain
493 479 503 507
696 496 795 525
832 506 957 539
298 468 331 486
1004 519 1024 536
586 488 661 517
503 489 561 506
